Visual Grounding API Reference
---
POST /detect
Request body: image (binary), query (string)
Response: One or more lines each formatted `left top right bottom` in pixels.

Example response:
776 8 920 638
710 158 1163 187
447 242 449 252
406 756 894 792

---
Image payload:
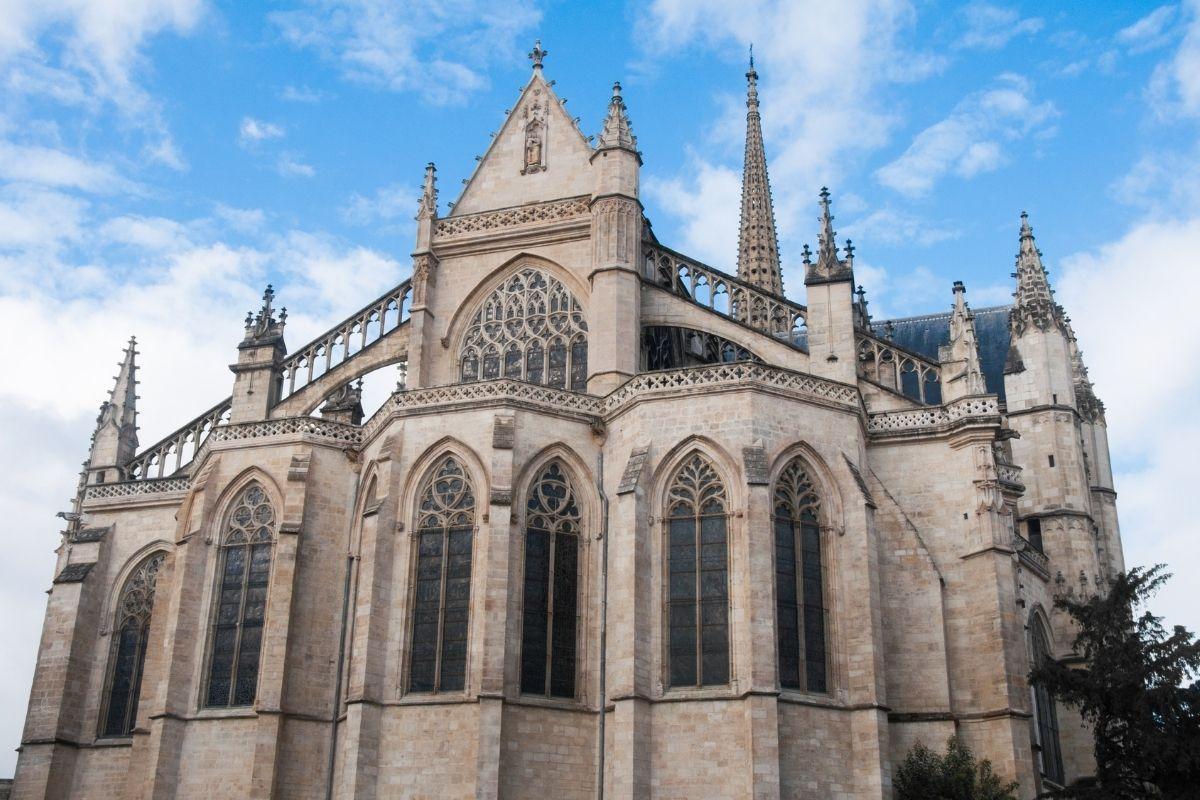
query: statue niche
522 94 547 175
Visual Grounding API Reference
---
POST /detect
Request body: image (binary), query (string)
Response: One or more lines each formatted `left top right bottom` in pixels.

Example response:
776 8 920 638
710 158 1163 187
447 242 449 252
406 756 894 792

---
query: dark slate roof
871 305 1012 402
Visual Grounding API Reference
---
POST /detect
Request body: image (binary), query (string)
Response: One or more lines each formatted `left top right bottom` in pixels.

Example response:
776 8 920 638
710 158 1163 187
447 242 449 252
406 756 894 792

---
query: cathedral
13 43 1122 799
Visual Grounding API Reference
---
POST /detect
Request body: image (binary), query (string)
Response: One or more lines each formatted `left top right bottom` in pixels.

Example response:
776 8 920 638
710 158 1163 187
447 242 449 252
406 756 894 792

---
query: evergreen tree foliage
895 736 1019 800
1030 565 1200 798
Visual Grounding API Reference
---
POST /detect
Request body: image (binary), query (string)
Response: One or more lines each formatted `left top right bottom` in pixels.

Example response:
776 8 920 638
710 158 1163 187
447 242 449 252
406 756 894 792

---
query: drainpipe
595 452 610 800
326 470 362 800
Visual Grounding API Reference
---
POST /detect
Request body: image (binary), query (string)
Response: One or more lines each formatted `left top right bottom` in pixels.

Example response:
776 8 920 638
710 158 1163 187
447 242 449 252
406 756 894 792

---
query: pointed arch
1029 612 1065 785
407 452 479 694
661 448 731 688
98 549 168 737
519 458 584 698
771 453 829 693
203 478 279 708
450 258 589 391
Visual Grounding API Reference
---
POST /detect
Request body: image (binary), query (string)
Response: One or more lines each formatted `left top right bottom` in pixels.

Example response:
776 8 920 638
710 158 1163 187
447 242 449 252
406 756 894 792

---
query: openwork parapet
434 196 591 238
867 395 1000 435
644 244 807 345
278 281 412 401
83 477 191 501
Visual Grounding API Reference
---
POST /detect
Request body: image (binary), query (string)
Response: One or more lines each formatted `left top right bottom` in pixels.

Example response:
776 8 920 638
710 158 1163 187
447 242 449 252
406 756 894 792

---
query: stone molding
867 395 1000 437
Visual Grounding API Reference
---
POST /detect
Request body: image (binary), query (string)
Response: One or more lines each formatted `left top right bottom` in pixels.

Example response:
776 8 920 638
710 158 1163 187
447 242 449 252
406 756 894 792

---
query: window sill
659 685 741 702
511 693 592 713
91 736 133 748
395 691 474 707
191 706 258 720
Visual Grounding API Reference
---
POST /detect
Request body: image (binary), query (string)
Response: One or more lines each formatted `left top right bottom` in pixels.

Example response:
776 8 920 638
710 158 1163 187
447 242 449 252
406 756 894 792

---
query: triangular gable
450 70 595 216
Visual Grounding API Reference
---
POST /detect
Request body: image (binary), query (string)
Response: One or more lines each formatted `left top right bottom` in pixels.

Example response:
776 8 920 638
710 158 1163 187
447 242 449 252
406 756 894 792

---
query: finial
749 43 755 71
844 238 855 261
856 284 866 302
528 39 548 70
802 243 812 265
953 280 966 293
417 162 438 220
612 81 622 98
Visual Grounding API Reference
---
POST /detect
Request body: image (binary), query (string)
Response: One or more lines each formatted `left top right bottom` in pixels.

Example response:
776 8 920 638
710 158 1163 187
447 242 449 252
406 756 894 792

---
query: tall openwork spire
736 51 784 296
1010 211 1064 336
87 336 140 478
597 82 637 153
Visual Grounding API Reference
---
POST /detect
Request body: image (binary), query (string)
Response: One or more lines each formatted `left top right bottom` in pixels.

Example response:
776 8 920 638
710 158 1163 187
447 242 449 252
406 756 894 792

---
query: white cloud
343 182 417 226
270 0 541 105
1117 5 1178 53
0 141 132 193
954 2 1043 51
841 206 960 247
238 116 285 145
280 84 329 103
875 73 1056 197
277 152 316 178
1058 217 1200 637
100 214 192 251
638 0 942 272
1148 0 1200 118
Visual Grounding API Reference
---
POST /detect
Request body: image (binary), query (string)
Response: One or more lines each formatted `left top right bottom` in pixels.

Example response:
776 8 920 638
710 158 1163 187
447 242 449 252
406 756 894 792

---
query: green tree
1030 565 1200 799
895 736 1019 800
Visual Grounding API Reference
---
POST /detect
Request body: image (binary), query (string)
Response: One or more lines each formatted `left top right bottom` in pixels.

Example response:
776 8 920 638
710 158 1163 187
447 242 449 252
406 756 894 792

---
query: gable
451 71 596 216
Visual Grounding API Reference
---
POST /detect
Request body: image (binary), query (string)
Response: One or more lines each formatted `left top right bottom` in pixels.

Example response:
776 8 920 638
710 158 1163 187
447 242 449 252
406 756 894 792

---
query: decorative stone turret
803 188 858 383
320 379 365 425
86 336 140 483
230 285 287 423
589 79 642 394
405 163 439 389
736 52 784 296
939 281 988 402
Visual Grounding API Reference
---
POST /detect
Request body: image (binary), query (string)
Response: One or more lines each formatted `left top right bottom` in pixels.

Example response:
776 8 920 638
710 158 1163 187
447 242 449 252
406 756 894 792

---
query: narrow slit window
773 458 828 693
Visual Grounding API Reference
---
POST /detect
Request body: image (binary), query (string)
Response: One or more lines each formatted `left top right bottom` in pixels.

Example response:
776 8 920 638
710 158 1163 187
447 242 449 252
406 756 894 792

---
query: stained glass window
458 268 588 391
666 454 729 687
773 458 827 692
100 552 165 737
205 482 275 708
1031 618 1064 785
520 462 581 698
409 456 476 693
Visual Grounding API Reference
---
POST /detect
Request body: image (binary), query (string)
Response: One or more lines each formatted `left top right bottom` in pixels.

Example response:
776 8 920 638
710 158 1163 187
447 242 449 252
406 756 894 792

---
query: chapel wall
497 704 596 799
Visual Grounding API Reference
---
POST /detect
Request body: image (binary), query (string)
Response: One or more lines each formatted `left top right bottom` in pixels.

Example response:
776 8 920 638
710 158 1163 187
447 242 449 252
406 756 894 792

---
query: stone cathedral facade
14 45 1123 799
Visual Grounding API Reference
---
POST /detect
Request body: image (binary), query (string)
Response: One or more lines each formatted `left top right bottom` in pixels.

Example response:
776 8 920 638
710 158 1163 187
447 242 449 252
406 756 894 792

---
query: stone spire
242 284 287 345
804 187 855 285
597 82 637 153
87 336 140 481
1010 211 1064 336
736 50 784 296
939 282 988 401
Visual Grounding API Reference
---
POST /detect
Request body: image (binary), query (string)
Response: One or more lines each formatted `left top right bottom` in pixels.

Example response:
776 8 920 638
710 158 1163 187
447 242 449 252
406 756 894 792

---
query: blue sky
2 0 1200 776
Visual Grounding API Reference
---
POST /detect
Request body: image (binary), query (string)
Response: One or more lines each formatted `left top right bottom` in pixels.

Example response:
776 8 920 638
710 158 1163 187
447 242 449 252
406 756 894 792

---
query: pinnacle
1010 211 1065 336
597 80 637 152
417 162 438 220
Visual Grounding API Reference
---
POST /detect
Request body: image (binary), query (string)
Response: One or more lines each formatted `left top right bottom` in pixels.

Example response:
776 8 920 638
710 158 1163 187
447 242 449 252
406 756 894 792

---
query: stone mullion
741 476 781 798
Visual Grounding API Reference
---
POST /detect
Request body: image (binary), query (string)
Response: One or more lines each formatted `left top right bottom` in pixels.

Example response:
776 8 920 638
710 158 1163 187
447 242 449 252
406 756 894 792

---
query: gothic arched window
458 268 588 391
520 462 581 698
409 456 476 693
204 482 275 708
773 458 828 693
666 453 729 687
99 552 165 737
1031 617 1064 785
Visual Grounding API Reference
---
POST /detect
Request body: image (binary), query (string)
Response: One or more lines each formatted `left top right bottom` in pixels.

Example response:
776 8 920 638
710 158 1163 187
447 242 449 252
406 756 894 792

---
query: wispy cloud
238 116 285 145
875 73 1056 198
0 141 133 194
277 151 315 178
953 2 1043 51
841 206 960 248
1148 0 1200 119
1117 5 1178 53
343 182 417 226
270 0 541 105
280 84 330 103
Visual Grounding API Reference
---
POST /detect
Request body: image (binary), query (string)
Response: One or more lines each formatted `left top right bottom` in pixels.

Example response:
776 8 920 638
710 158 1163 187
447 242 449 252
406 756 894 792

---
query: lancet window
409 456 476 693
204 482 275 708
1031 617 1064 785
99 552 165 737
459 268 588 391
666 454 729 688
520 462 582 698
773 458 828 693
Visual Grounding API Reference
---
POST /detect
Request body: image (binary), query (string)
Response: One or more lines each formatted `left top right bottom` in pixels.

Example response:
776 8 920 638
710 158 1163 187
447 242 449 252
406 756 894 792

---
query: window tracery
409 456 476 693
666 453 729 688
521 461 581 698
773 458 827 693
1031 617 1064 785
205 482 275 708
459 268 588 391
100 552 165 737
